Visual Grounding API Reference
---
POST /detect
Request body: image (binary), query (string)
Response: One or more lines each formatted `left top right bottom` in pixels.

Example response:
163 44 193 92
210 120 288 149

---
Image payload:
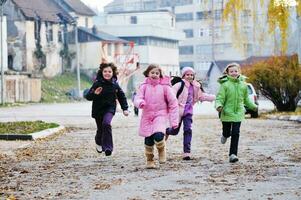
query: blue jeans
166 114 193 153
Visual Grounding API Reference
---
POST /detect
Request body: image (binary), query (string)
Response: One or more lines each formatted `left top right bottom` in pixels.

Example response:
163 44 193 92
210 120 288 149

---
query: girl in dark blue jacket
86 63 129 156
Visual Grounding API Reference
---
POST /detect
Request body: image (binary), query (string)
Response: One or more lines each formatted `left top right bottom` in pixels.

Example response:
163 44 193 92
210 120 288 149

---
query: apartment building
101 9 185 77
104 0 255 80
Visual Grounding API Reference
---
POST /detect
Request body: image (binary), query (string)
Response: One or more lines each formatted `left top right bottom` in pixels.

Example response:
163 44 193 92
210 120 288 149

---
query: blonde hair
223 62 241 75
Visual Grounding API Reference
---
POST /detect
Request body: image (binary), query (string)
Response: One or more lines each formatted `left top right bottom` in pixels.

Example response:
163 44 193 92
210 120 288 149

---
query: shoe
183 153 191 160
183 156 191 160
221 136 227 144
145 145 156 169
229 154 239 163
96 144 102 153
155 140 166 164
105 150 112 156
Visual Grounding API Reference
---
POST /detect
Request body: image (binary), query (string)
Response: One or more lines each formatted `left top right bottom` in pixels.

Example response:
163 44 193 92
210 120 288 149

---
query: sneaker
105 150 112 156
221 136 227 144
229 154 239 163
183 156 191 160
183 153 191 160
96 144 102 153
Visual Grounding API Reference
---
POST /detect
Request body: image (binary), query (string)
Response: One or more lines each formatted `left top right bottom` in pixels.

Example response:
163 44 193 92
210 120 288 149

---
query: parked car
246 83 259 118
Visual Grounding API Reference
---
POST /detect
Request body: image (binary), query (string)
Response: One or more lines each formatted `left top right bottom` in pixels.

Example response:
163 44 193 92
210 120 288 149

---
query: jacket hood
142 76 171 86
218 75 247 84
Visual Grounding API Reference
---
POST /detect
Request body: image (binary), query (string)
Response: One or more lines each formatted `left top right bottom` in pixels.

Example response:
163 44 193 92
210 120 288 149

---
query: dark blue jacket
85 78 128 118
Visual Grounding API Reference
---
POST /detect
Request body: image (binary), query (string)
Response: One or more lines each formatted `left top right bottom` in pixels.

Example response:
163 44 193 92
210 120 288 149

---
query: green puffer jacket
215 75 257 122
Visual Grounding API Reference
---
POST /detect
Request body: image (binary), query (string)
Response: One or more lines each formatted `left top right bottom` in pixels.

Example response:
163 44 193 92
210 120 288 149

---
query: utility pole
75 22 81 98
0 0 7 105
70 12 81 99
211 0 215 61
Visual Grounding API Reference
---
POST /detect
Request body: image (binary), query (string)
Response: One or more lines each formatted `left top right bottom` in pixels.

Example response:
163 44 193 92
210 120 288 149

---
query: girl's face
148 67 161 80
102 67 113 80
183 71 194 82
227 66 240 78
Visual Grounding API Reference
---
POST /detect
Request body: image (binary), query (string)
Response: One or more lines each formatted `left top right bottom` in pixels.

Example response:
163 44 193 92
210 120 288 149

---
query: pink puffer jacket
134 76 179 137
173 79 215 117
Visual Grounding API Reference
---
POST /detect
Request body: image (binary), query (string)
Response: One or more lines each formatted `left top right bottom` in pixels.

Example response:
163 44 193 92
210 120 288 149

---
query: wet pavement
0 102 300 199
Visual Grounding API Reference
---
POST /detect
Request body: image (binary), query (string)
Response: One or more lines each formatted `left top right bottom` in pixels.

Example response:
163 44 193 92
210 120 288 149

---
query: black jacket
85 78 128 118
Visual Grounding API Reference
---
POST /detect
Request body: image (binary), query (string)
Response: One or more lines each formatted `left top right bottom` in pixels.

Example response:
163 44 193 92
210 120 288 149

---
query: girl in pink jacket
166 67 216 160
134 64 179 169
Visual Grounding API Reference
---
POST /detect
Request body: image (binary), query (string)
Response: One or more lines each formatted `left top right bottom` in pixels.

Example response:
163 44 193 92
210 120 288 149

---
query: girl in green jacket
215 63 257 163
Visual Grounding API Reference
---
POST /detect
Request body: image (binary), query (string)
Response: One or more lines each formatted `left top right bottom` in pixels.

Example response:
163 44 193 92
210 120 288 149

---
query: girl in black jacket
86 63 129 156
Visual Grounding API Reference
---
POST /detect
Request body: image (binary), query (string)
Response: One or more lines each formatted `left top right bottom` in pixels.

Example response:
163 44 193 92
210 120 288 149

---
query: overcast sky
81 0 113 12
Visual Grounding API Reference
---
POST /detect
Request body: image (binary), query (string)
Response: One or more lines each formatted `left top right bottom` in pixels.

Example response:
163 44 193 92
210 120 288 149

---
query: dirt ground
1 111 301 200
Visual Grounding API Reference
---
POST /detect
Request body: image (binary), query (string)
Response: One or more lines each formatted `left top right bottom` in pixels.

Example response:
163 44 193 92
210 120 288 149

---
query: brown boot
145 145 156 169
155 140 166 164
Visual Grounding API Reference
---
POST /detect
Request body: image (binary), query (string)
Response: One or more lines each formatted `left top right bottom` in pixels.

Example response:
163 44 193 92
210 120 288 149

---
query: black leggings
144 132 164 146
222 122 241 156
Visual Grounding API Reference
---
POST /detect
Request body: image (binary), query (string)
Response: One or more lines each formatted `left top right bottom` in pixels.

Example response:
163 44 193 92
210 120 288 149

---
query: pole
211 0 215 61
0 4 4 105
75 22 81 98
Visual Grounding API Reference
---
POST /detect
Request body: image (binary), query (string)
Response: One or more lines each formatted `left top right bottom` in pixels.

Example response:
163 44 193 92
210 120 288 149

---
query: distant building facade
101 10 185 77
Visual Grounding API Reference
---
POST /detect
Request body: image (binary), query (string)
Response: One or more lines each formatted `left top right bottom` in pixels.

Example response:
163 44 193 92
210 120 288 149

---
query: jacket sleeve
116 84 129 111
198 90 216 102
134 84 146 108
165 86 179 127
243 85 257 111
215 84 226 109
84 82 98 101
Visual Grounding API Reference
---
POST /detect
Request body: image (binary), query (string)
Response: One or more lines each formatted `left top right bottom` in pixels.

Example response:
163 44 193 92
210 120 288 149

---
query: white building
0 15 7 72
100 10 185 77
104 0 256 81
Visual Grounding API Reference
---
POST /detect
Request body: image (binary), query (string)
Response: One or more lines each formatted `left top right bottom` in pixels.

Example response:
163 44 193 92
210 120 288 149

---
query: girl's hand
94 87 103 95
123 110 129 116
217 106 223 112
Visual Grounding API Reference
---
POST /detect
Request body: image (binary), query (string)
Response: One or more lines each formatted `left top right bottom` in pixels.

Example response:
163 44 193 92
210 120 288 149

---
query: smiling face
148 67 161 80
227 66 240 78
102 66 113 80
183 71 194 82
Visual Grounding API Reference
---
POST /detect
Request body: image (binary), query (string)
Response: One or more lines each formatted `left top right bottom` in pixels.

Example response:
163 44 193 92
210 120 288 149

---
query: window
196 11 211 20
199 28 204 37
183 29 193 38
130 16 137 24
176 13 193 22
180 61 194 68
58 31 62 43
179 45 194 55
45 22 53 42
85 17 89 27
195 45 212 55
214 10 221 20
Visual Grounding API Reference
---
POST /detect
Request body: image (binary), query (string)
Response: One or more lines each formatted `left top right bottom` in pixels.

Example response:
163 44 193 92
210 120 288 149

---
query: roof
62 0 96 16
11 0 72 23
207 56 271 77
78 27 128 43
107 9 173 15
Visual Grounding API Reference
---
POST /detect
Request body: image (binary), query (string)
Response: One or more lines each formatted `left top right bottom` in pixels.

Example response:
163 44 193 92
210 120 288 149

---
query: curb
0 125 65 141
267 115 301 123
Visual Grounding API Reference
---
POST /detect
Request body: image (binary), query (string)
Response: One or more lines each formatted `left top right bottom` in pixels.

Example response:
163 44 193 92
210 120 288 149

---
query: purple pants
166 114 193 153
95 112 114 152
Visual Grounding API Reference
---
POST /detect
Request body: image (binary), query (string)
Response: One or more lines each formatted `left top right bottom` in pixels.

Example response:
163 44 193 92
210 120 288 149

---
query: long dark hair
96 62 118 80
